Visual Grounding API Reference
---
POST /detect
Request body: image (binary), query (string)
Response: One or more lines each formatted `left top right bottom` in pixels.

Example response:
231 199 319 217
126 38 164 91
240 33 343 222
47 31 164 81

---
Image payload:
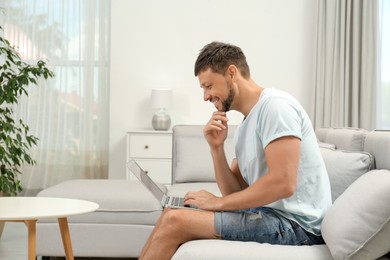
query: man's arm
203 111 247 196
210 148 248 196
231 159 249 190
185 136 300 211
220 136 300 209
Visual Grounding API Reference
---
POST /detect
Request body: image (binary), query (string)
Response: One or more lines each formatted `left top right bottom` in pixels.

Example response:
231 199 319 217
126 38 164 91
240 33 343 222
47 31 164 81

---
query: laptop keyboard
165 196 197 209
170 196 184 207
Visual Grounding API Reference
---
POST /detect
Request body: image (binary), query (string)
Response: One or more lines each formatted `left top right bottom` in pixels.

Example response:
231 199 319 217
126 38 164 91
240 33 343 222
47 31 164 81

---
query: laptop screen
127 160 165 201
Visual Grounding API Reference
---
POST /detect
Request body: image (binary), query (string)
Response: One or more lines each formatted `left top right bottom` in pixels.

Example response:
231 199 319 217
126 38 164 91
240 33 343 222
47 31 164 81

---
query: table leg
24 220 37 260
57 217 74 260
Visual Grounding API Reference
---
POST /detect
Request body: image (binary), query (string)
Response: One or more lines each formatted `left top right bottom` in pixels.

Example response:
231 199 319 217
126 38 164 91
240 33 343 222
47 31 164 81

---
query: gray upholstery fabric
320 147 374 202
172 125 236 183
173 240 332 260
315 127 332 142
38 179 164 211
318 142 336 149
37 180 163 225
37 223 153 258
321 170 390 260
364 130 390 170
36 179 163 258
316 127 368 151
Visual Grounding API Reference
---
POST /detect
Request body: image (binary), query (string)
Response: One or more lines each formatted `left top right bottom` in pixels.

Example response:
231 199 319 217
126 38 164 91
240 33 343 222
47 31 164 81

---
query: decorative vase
152 108 171 131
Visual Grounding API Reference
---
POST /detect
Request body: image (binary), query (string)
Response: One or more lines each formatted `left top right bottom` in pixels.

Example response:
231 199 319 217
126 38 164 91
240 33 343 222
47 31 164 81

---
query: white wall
109 0 318 179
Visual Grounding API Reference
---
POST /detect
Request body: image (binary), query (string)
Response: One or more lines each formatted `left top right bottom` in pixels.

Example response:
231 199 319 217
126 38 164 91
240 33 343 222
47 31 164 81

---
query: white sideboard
126 130 172 184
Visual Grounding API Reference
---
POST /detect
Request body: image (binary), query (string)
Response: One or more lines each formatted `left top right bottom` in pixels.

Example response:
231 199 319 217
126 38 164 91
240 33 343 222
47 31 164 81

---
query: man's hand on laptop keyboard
184 189 222 211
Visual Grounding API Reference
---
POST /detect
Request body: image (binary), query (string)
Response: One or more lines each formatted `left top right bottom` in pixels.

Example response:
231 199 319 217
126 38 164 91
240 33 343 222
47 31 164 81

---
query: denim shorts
214 207 324 245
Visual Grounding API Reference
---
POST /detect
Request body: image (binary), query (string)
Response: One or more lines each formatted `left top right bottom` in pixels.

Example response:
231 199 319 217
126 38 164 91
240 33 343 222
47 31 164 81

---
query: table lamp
151 88 172 130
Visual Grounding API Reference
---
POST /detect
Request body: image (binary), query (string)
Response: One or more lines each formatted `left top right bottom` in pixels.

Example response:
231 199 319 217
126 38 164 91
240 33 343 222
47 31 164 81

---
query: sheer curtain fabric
0 0 110 195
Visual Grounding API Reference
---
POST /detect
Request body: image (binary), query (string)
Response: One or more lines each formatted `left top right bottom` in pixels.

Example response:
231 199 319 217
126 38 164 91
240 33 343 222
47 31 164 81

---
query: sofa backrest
316 128 390 171
315 127 374 202
172 125 389 199
364 130 390 170
319 129 390 260
315 127 390 202
315 127 369 151
172 125 236 184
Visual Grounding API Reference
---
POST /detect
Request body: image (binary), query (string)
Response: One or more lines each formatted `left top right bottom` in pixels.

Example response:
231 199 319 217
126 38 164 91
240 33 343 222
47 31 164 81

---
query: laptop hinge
161 194 168 207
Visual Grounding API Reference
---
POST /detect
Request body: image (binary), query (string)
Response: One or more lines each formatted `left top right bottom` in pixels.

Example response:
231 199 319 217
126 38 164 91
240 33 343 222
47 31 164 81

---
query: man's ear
227 65 238 80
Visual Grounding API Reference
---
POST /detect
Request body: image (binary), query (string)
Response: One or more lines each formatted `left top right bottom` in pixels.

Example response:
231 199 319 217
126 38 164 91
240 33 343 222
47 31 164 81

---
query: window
378 0 390 129
0 0 110 194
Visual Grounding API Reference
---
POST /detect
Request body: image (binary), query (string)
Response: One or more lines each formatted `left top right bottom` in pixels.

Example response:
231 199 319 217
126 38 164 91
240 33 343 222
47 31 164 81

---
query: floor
0 222 136 260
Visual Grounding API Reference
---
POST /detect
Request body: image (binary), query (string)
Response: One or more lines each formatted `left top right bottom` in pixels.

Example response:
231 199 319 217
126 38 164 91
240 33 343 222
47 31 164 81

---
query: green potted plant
0 25 54 236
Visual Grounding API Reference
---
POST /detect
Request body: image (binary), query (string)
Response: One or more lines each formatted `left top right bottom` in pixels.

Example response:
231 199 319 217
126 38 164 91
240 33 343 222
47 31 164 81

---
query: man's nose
203 91 210 101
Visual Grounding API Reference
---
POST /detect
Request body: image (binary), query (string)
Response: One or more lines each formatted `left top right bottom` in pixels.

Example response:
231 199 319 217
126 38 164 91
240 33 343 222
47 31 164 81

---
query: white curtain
0 0 110 195
312 0 379 130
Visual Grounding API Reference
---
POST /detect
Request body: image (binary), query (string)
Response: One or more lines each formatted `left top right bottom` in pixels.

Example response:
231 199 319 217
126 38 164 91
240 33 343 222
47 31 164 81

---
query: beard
221 80 235 112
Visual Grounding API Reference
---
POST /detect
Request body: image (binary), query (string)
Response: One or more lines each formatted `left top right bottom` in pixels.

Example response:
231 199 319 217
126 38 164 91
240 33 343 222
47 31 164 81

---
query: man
139 42 332 260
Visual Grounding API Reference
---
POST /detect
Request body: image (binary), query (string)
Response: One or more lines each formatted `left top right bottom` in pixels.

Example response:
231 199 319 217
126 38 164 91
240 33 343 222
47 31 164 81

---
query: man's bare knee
161 209 188 230
156 209 215 242
151 210 190 244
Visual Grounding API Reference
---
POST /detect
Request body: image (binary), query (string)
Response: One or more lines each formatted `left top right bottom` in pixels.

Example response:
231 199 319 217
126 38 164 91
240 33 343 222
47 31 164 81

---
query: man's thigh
214 207 315 245
165 208 216 239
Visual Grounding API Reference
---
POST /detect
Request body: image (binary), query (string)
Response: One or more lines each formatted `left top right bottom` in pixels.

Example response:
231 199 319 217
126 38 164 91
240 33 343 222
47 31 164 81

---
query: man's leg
214 207 323 245
140 208 215 260
139 208 171 259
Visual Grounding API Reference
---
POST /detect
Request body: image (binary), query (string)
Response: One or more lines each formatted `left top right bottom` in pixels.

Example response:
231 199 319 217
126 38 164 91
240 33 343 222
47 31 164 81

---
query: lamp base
152 110 171 131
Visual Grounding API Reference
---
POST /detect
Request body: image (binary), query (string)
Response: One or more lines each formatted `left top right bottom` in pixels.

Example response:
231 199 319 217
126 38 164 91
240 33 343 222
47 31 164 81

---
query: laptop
127 159 197 209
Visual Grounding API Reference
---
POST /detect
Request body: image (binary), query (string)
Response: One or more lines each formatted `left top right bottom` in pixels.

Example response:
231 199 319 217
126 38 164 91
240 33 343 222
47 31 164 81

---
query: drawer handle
144 145 149 149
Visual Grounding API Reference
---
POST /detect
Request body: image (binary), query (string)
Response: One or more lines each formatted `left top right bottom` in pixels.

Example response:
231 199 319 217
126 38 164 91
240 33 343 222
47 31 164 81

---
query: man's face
198 68 235 112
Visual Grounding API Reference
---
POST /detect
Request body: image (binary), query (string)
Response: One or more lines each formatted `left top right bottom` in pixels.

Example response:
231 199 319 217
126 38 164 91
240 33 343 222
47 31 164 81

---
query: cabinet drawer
128 159 172 184
129 134 172 158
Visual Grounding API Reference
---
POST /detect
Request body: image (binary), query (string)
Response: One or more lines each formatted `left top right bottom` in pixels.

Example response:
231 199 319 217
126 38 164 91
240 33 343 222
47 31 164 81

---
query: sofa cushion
37 180 163 225
321 170 390 260
364 130 390 170
318 142 336 149
173 240 332 260
316 127 368 151
320 147 374 202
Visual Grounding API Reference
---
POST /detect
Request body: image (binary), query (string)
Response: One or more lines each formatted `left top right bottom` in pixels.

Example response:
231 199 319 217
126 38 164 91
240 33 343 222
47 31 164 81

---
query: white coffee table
0 197 99 260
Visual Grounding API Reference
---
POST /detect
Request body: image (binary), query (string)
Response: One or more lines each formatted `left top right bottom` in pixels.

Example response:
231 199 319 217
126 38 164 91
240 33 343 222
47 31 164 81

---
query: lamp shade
151 88 172 109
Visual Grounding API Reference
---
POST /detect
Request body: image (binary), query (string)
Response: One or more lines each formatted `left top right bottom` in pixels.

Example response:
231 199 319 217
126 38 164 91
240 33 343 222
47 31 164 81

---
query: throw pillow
320 147 374 202
318 142 336 149
321 170 390 260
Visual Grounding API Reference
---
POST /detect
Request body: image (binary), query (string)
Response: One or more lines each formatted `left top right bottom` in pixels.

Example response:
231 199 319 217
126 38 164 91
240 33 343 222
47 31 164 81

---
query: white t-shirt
234 88 332 235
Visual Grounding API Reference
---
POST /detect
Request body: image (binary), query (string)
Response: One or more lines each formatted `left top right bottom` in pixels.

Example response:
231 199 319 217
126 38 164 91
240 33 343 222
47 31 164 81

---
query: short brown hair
194 41 250 79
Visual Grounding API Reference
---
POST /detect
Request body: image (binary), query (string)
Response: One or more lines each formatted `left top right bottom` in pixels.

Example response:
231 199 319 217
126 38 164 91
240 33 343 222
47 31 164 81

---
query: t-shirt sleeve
257 97 303 149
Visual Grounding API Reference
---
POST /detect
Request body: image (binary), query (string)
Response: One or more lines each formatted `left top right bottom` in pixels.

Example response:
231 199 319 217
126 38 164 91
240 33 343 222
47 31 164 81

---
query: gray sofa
36 126 390 260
